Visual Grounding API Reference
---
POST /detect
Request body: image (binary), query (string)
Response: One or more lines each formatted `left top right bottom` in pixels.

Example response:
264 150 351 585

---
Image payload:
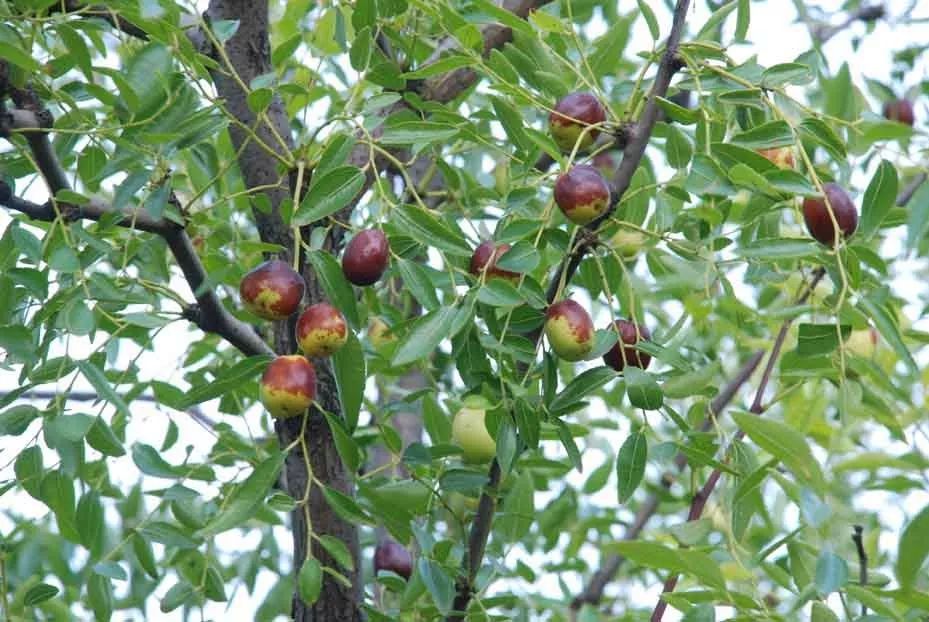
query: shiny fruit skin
469 241 519 281
452 406 497 463
260 355 316 418
240 259 305 321
374 540 413 580
757 147 795 169
342 229 389 286
802 183 858 246
845 327 878 358
296 302 348 357
883 99 915 126
603 319 651 372
544 300 595 362
367 316 395 348
554 165 611 225
549 92 607 152
610 229 647 260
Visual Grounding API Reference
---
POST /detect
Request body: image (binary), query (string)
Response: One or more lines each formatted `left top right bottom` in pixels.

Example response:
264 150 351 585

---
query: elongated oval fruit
367 316 396 348
342 229 389 286
610 228 647 260
756 147 795 169
802 183 858 246
545 299 595 361
883 98 915 126
845 326 878 358
240 259 305 320
260 355 316 418
554 164 611 225
452 406 497 463
469 241 519 281
603 319 651 372
296 302 348 357
549 92 607 152
374 540 413 580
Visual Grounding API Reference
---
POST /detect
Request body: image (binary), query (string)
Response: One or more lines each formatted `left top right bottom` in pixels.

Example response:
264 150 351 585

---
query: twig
447 2 693 619
812 4 885 44
852 525 867 615
897 172 927 207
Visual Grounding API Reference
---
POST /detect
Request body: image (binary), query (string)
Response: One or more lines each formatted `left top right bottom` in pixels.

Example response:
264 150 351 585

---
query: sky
0 0 927 620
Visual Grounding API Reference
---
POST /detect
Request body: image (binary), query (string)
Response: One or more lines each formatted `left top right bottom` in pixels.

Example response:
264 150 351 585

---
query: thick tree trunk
204 2 361 620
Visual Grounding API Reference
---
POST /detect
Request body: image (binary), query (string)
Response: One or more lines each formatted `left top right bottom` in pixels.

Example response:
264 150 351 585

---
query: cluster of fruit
245 230 389 418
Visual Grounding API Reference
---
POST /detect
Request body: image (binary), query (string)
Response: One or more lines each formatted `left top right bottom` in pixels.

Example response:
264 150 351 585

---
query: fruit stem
292 160 306 271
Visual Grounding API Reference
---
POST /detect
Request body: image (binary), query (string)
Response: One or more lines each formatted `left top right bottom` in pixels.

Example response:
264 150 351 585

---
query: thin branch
852 525 868 615
60 2 151 40
897 172 927 207
812 4 885 45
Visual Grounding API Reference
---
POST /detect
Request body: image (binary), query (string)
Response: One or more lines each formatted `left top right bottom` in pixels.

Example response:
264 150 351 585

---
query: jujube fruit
342 229 389 286
260 355 317 418
544 299 595 362
549 92 607 153
296 302 348 357
470 241 519 281
554 164 611 225
603 319 651 372
802 183 858 246
240 259 305 320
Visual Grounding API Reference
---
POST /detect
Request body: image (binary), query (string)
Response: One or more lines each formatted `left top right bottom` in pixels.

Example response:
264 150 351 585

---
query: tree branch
812 4 885 45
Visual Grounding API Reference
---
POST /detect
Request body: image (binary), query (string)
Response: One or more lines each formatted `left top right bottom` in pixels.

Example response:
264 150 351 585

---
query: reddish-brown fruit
469 241 519 281
549 92 607 152
240 259 305 321
756 147 795 170
883 99 915 126
603 319 652 372
296 302 349 357
802 183 858 246
544 300 595 361
260 355 317 418
554 164 611 225
374 540 413 580
342 229 389 286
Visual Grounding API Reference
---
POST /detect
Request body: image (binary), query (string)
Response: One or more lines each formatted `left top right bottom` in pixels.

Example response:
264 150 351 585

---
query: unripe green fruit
845 327 878 358
452 406 496 464
609 229 647 260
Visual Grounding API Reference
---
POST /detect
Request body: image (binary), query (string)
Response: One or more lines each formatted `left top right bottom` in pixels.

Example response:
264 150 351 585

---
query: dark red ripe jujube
883 99 915 126
603 319 651 372
469 241 519 281
342 229 389 286
554 164 611 225
374 539 413 580
802 183 858 246
239 259 305 320
549 92 607 152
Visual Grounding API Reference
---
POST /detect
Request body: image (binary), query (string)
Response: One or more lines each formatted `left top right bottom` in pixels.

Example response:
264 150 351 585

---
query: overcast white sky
1 1 927 620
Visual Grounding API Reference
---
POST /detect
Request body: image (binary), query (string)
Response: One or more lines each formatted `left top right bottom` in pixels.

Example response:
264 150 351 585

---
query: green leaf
798 117 846 161
857 295 917 374
498 471 534 541
380 122 459 146
625 367 664 410
76 491 105 556
322 485 374 525
905 179 929 252
666 125 693 169
796 323 850 356
732 411 825 492
404 54 471 79
318 534 355 571
760 62 813 87
613 541 726 591
0 42 41 73
45 413 95 442
160 581 194 613
86 574 113 622
307 251 360 328
198 452 285 536
896 503 929 589
15 446 43 499
86 418 126 457
695 0 738 40
293 166 366 226
549 367 615 413
616 431 647 503
40 470 78 541
298 558 323 605
0 404 39 436
418 558 454 612
495 242 540 273
395 258 440 310
859 159 898 239
477 279 524 307
182 355 271 407
636 0 659 39
24 583 59 606
77 360 130 416
93 561 127 581
815 551 849 595
810 602 839 622
392 204 471 256
392 306 458 366
138 521 200 549
0 325 38 364
332 332 365 430
731 120 794 149
736 238 819 260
